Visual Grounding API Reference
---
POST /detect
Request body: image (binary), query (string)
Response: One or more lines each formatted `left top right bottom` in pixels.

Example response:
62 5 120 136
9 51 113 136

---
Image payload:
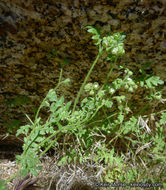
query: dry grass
0 151 102 190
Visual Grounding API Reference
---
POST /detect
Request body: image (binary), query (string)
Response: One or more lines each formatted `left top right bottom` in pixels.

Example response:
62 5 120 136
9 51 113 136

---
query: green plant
0 180 8 190
5 26 166 188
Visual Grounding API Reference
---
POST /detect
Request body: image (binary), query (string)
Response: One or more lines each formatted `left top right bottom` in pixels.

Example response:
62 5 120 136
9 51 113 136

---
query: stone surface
0 0 166 135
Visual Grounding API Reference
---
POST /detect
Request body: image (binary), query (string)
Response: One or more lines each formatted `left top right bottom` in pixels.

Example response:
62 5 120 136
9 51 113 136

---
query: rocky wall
0 0 166 135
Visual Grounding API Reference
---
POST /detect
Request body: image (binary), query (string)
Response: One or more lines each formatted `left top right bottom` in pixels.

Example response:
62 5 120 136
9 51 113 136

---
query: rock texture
0 0 166 135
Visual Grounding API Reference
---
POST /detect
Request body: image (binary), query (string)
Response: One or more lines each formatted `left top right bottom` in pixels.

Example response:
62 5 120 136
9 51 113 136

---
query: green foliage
5 26 166 187
160 111 166 124
16 149 42 176
144 76 164 88
0 180 8 190
85 25 102 45
102 32 125 56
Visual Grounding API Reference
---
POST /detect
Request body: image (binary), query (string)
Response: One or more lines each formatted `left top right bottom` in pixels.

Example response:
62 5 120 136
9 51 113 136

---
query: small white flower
127 78 132 81
93 82 99 90
94 84 98 88
112 47 118 54
109 88 115 94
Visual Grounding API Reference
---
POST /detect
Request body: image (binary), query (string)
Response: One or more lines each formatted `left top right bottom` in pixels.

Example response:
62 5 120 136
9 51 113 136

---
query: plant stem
6 172 18 183
72 49 103 114
100 56 118 91
39 135 60 158
35 68 63 122
23 69 63 155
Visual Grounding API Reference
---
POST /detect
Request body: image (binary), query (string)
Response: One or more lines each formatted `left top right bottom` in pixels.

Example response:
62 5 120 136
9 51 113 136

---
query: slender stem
6 173 19 183
145 109 166 117
91 56 118 109
35 68 63 122
39 135 60 158
100 56 118 91
72 49 103 114
35 121 63 152
23 69 63 155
